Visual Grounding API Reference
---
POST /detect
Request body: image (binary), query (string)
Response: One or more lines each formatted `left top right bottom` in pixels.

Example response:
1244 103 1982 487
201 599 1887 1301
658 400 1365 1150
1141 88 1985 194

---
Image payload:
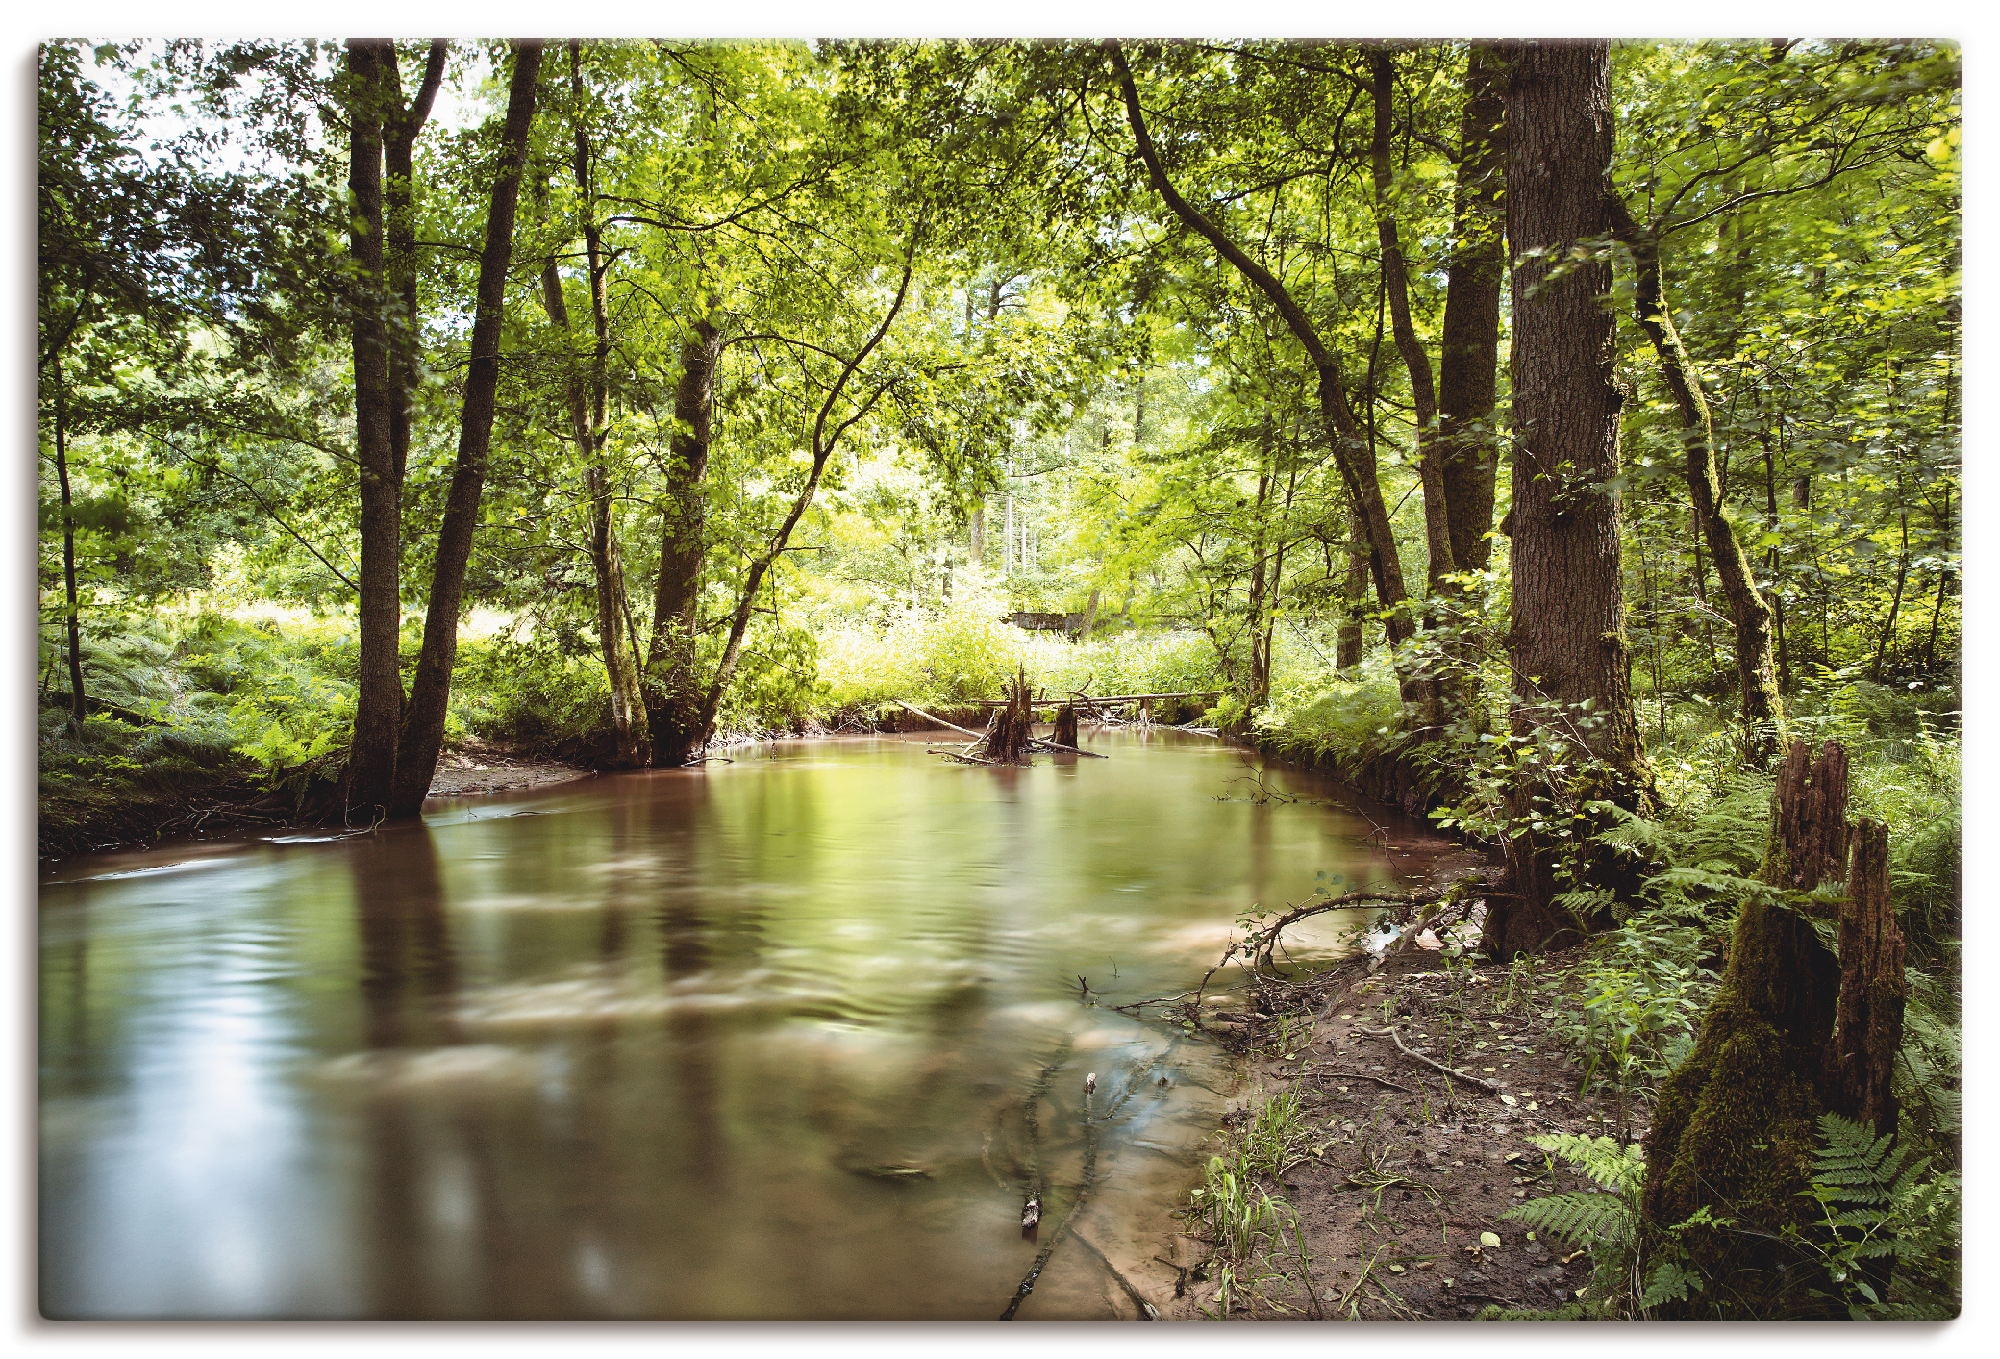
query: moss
1642 992 1837 1318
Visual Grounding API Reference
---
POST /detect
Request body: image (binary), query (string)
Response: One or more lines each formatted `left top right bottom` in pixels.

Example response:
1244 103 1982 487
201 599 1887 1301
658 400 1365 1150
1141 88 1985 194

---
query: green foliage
1496 1134 1709 1320
450 630 613 757
1794 1114 1960 1319
1549 917 1715 1100
1252 658 1406 767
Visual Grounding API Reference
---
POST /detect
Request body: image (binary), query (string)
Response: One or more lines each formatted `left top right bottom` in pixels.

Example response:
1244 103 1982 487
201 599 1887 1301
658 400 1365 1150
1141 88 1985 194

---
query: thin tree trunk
1368 49 1452 596
1109 42 1415 656
1871 502 1910 681
540 258 650 769
383 40 447 484
388 41 543 818
1609 194 1785 762
343 40 403 820
643 316 722 766
547 42 650 768
1437 42 1507 581
1337 508 1368 670
1244 427 1273 709
1485 40 1652 960
51 353 86 731
695 243 918 744
1761 420 1792 691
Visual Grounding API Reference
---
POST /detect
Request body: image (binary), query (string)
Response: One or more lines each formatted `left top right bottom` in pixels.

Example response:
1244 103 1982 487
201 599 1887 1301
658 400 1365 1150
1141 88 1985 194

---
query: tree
388 41 545 818
1482 40 1654 960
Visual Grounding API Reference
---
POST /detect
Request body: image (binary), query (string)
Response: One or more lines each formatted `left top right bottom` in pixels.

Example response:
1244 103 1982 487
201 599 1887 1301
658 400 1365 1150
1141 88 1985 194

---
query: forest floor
1146 929 1652 1321
424 741 593 797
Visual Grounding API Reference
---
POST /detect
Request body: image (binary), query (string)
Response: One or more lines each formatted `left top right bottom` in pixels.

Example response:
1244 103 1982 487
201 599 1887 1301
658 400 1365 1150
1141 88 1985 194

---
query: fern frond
1504 1191 1632 1248
1527 1133 1645 1195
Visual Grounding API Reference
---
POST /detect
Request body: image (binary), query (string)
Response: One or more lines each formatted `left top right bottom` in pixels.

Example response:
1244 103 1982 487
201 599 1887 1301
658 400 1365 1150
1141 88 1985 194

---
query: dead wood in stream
996 1038 1183 1320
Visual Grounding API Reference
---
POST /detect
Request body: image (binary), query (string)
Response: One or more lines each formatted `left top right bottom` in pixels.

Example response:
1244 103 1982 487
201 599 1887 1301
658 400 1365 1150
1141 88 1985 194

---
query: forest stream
38 728 1451 1321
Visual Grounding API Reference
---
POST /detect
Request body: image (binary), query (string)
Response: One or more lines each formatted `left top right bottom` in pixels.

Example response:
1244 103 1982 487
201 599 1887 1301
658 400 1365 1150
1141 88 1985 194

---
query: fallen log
892 699 985 739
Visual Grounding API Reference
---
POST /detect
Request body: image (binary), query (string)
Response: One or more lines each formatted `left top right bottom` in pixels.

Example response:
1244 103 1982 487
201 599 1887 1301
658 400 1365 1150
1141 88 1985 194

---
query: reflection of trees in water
347 824 528 1317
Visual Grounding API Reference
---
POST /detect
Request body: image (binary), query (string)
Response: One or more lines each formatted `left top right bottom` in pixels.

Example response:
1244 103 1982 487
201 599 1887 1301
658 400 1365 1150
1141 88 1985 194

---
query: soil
425 744 594 798
1143 938 1656 1321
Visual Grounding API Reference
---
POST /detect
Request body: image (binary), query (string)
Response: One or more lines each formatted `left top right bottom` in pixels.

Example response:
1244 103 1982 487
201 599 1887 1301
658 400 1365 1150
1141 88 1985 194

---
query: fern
1507 1191 1632 1248
1795 1114 1960 1318
1527 1134 1644 1195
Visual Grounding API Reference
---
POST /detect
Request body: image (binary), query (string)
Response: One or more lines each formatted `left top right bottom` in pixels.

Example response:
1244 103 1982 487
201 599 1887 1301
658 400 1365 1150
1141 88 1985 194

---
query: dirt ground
425 745 594 798
1146 941 1652 1321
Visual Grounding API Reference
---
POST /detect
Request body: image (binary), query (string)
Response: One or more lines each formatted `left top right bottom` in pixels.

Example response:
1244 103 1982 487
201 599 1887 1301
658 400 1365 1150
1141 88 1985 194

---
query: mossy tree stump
1640 740 1906 1318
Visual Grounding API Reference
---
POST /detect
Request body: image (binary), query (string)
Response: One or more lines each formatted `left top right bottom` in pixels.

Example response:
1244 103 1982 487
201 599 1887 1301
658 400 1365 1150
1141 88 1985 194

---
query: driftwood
1029 734 1107 759
893 699 985 740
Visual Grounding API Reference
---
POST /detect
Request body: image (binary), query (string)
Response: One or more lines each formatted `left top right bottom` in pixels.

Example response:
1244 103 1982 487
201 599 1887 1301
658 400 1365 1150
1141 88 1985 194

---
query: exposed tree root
1356 1024 1501 1094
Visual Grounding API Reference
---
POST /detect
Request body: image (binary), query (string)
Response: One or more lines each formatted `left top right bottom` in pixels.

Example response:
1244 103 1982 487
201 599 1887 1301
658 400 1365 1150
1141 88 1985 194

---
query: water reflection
40 730 1451 1319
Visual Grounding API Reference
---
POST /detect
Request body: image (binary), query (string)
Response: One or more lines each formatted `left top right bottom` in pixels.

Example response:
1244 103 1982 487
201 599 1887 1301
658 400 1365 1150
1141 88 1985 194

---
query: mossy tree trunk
1640 740 1907 1318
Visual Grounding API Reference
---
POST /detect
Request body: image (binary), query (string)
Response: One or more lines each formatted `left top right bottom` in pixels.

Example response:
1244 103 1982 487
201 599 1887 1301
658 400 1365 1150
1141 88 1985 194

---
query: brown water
38 728 1444 1320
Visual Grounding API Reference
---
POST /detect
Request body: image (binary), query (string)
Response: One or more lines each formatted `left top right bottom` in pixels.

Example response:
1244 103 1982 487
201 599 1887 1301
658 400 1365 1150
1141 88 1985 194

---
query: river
38 728 1446 1319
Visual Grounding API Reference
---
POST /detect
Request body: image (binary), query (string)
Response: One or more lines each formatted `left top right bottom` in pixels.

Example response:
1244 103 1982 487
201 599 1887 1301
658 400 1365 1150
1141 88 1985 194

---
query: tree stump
1640 740 1907 1318
975 666 1036 765
1051 702 1079 749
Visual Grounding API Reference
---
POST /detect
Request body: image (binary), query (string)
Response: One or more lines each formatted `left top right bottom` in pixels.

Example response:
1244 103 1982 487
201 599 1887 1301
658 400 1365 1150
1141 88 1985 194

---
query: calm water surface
39 729 1445 1319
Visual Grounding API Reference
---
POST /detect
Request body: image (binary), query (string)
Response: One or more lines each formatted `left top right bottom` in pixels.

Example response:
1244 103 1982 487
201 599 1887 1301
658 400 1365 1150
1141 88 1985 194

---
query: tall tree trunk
643 316 722 766
1608 194 1785 762
343 40 403 821
539 256 650 769
50 353 86 731
547 42 650 768
1484 40 1652 960
1244 425 1274 710
388 41 544 818
1109 42 1417 660
1337 507 1368 670
1437 42 1507 582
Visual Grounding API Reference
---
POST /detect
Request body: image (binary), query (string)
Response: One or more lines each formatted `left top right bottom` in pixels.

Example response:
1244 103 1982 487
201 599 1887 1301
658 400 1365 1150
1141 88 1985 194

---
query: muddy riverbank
1142 934 1651 1320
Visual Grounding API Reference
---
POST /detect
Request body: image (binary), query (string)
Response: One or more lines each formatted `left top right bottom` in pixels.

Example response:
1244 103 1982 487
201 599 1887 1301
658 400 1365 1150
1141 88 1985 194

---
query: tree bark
1608 193 1785 763
50 353 86 731
539 256 650 769
388 41 543 818
383 40 447 484
643 316 722 766
343 40 403 821
1485 40 1653 959
545 42 651 769
1337 507 1368 670
1436 42 1507 581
